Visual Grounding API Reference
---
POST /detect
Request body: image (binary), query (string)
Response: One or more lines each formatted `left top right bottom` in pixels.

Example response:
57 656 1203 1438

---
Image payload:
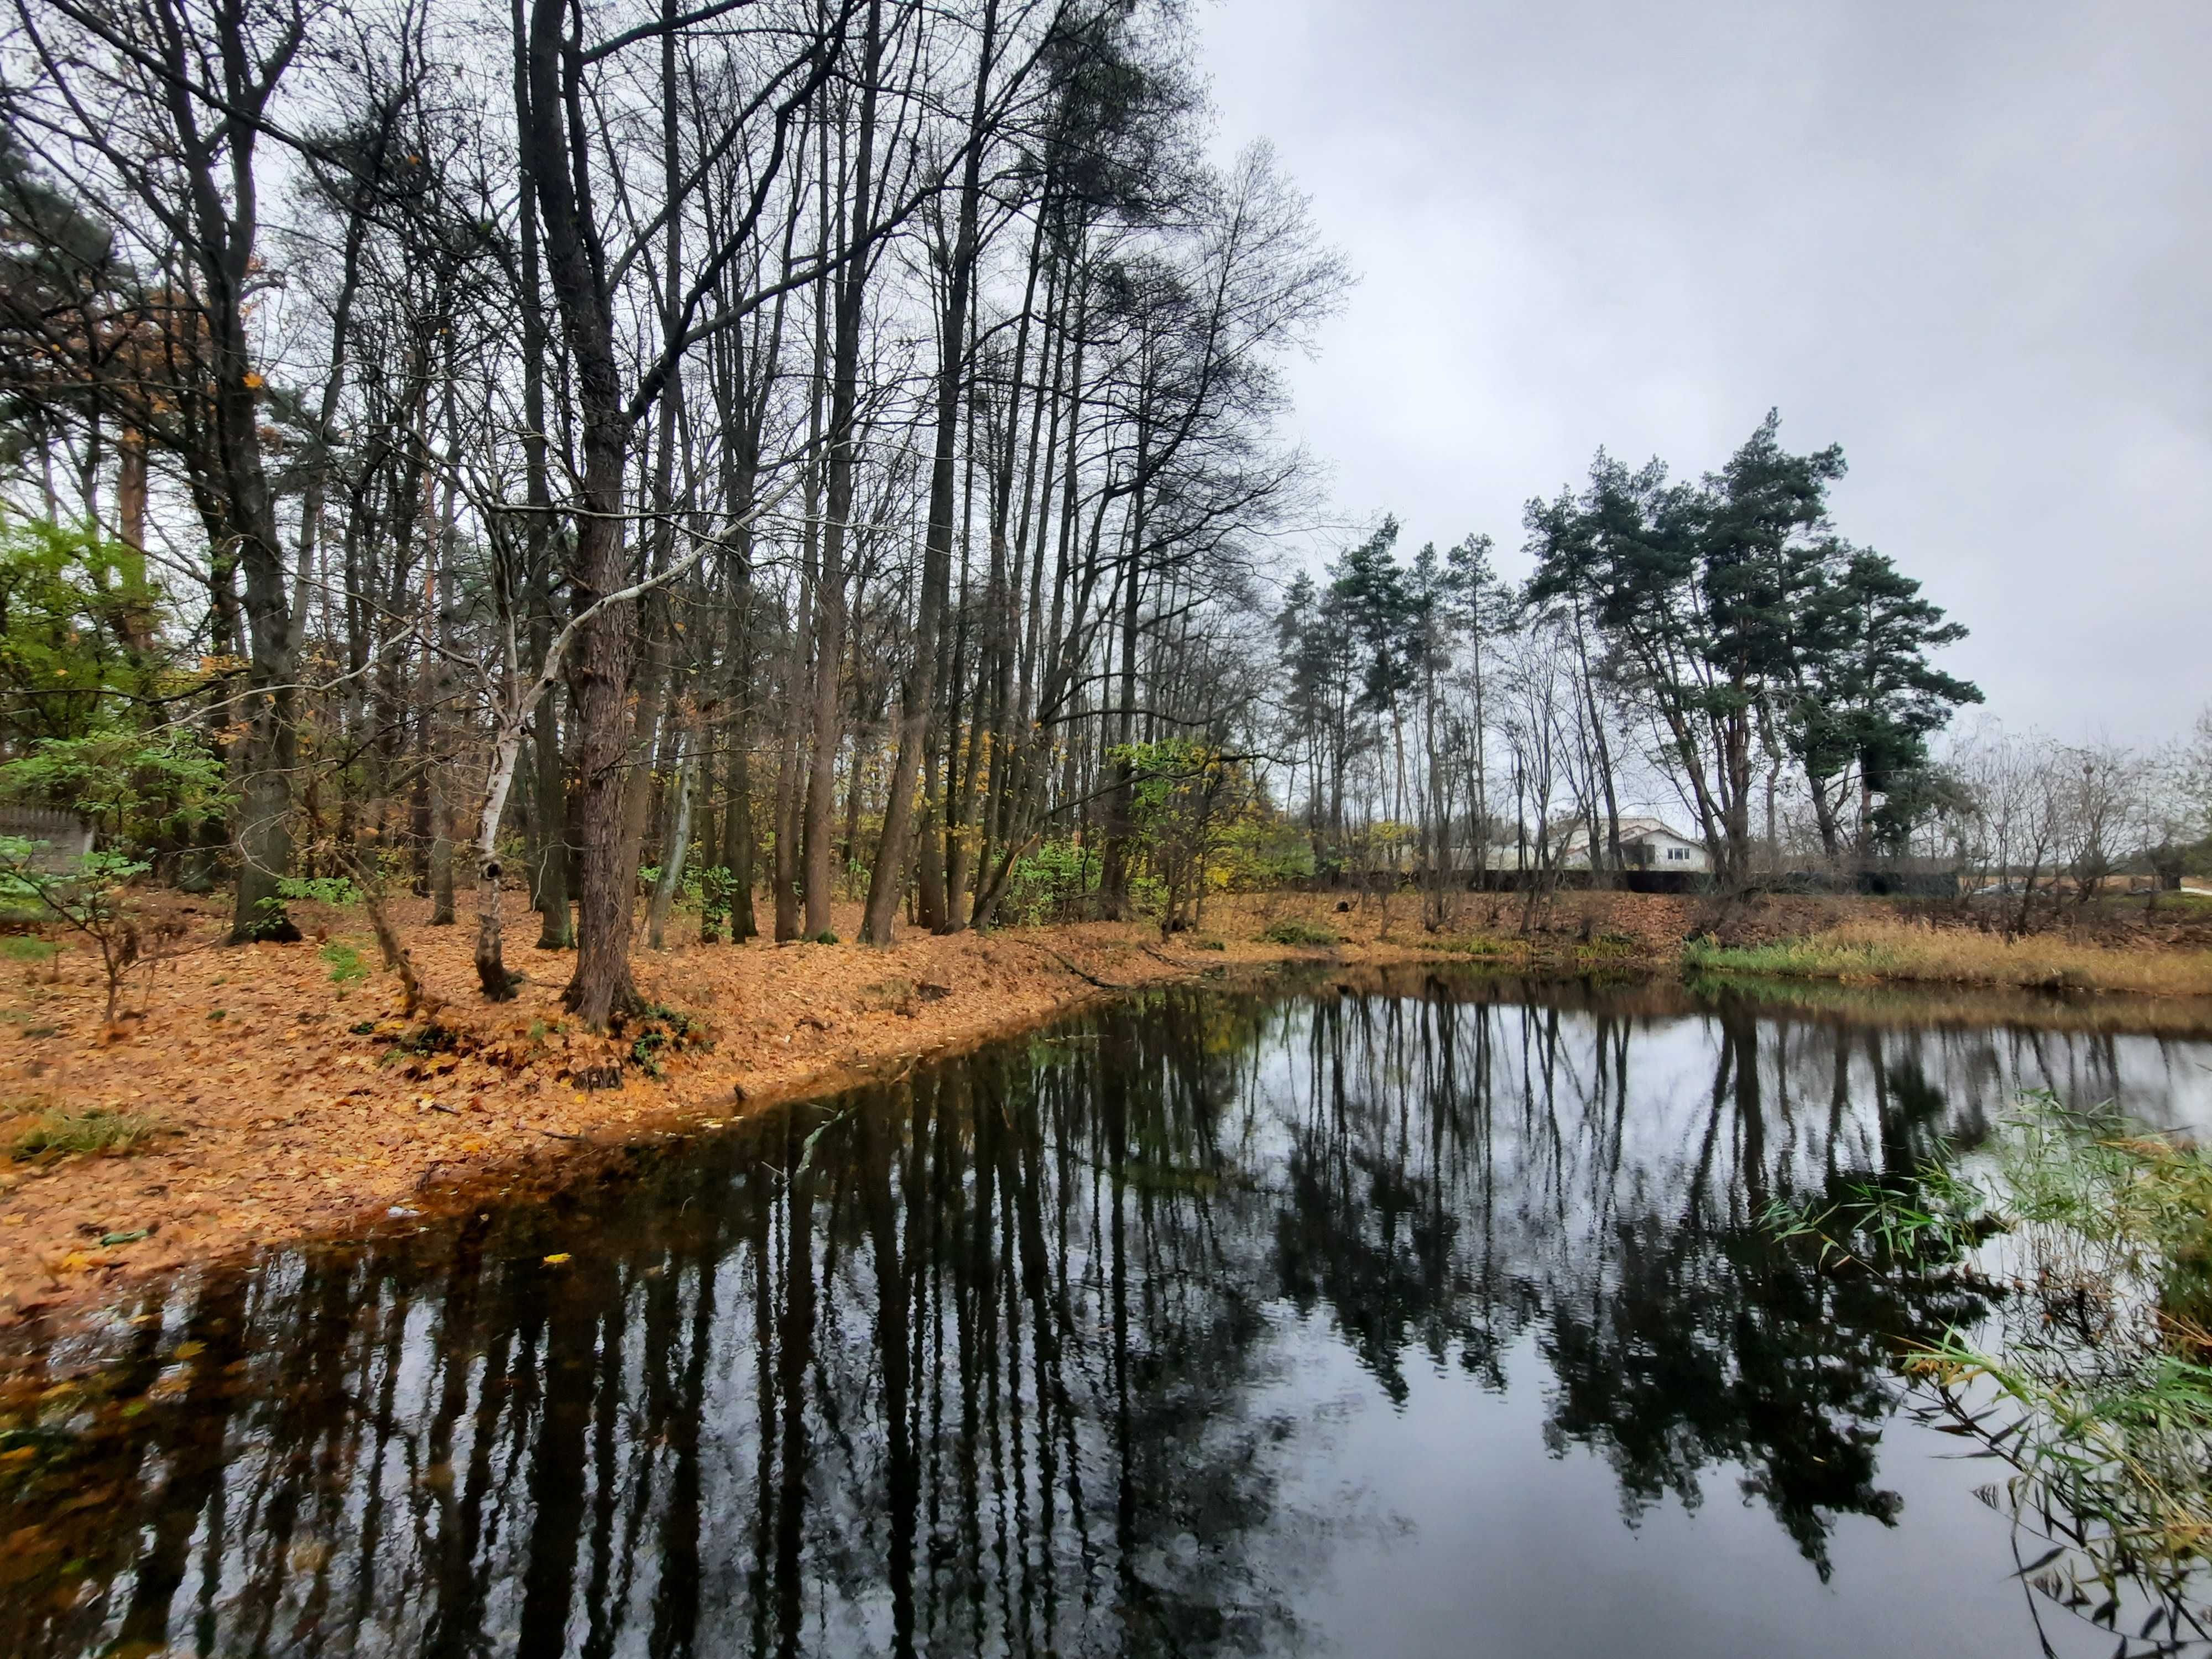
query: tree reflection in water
2 972 2199 1658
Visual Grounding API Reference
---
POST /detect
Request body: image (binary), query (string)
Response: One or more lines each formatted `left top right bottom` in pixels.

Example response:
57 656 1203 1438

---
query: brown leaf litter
0 890 1480 1327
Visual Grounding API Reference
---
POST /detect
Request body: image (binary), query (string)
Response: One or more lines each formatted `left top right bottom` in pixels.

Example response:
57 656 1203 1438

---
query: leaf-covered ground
0 889 1495 1326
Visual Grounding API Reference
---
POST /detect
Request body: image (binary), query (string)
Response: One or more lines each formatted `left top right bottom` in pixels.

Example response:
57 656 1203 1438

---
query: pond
6 969 2212 1659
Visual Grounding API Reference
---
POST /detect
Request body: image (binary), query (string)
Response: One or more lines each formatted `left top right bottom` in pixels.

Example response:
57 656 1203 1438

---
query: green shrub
1004 838 1097 925
279 875 363 907
1443 933 1522 960
0 729 225 852
639 863 708 907
321 941 368 984
1217 816 1315 892
1260 916 1338 947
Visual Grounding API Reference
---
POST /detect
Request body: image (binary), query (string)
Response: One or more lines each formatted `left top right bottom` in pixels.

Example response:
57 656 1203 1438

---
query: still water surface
6 971 2212 1659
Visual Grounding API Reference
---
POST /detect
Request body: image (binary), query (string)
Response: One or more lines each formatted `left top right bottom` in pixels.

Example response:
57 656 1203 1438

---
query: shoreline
0 900 1466 1329
4 889 2210 1331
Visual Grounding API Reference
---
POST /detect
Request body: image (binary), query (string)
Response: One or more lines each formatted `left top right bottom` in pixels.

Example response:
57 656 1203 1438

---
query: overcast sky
1194 0 2209 743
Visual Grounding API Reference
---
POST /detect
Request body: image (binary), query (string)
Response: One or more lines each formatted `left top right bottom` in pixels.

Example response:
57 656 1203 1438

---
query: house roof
1559 816 1698 850
1616 817 1695 844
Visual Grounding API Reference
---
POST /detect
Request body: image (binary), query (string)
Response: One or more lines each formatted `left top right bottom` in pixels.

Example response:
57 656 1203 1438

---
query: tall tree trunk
772 406 821 944
803 0 886 942
531 693 572 947
1094 473 1146 919
523 0 640 1025
648 737 697 950
131 0 308 944
862 0 999 945
427 377 461 926
509 13 570 956
210 226 298 937
724 737 758 941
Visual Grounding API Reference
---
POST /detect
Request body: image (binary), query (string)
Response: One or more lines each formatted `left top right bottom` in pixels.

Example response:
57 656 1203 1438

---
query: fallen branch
1014 938 1132 992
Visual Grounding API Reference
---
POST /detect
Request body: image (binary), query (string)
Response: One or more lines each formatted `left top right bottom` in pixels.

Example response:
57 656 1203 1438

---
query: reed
1770 1095 2212 1644
1685 917 2212 998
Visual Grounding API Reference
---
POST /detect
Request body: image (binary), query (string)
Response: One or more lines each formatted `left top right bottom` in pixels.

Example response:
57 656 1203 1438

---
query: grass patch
1769 1095 2212 1639
0 935 56 963
1259 917 1338 947
321 941 369 984
1679 971 2212 1037
11 1106 158 1159
1683 918 2212 997
1437 932 1528 963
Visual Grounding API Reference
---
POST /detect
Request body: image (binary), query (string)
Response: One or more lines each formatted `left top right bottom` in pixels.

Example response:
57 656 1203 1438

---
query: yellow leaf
542 1252 571 1265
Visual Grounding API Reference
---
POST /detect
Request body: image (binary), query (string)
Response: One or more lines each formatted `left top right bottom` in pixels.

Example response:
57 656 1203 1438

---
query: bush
1114 738 1259 939
1260 916 1338 947
1004 838 1096 925
280 875 363 908
1216 817 1314 892
0 728 226 853
0 841 152 1025
321 941 368 984
639 863 708 908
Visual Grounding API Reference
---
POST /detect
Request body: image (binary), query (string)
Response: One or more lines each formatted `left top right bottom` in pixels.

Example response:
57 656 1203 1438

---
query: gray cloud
1198 0 2211 740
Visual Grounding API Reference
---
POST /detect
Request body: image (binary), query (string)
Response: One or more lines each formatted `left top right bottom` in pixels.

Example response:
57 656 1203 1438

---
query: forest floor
0 886 1485 1326
2 882 2210 1327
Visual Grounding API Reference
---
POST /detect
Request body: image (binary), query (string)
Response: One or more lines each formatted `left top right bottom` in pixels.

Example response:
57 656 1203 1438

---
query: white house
1453 815 1712 877
1554 816 1710 874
